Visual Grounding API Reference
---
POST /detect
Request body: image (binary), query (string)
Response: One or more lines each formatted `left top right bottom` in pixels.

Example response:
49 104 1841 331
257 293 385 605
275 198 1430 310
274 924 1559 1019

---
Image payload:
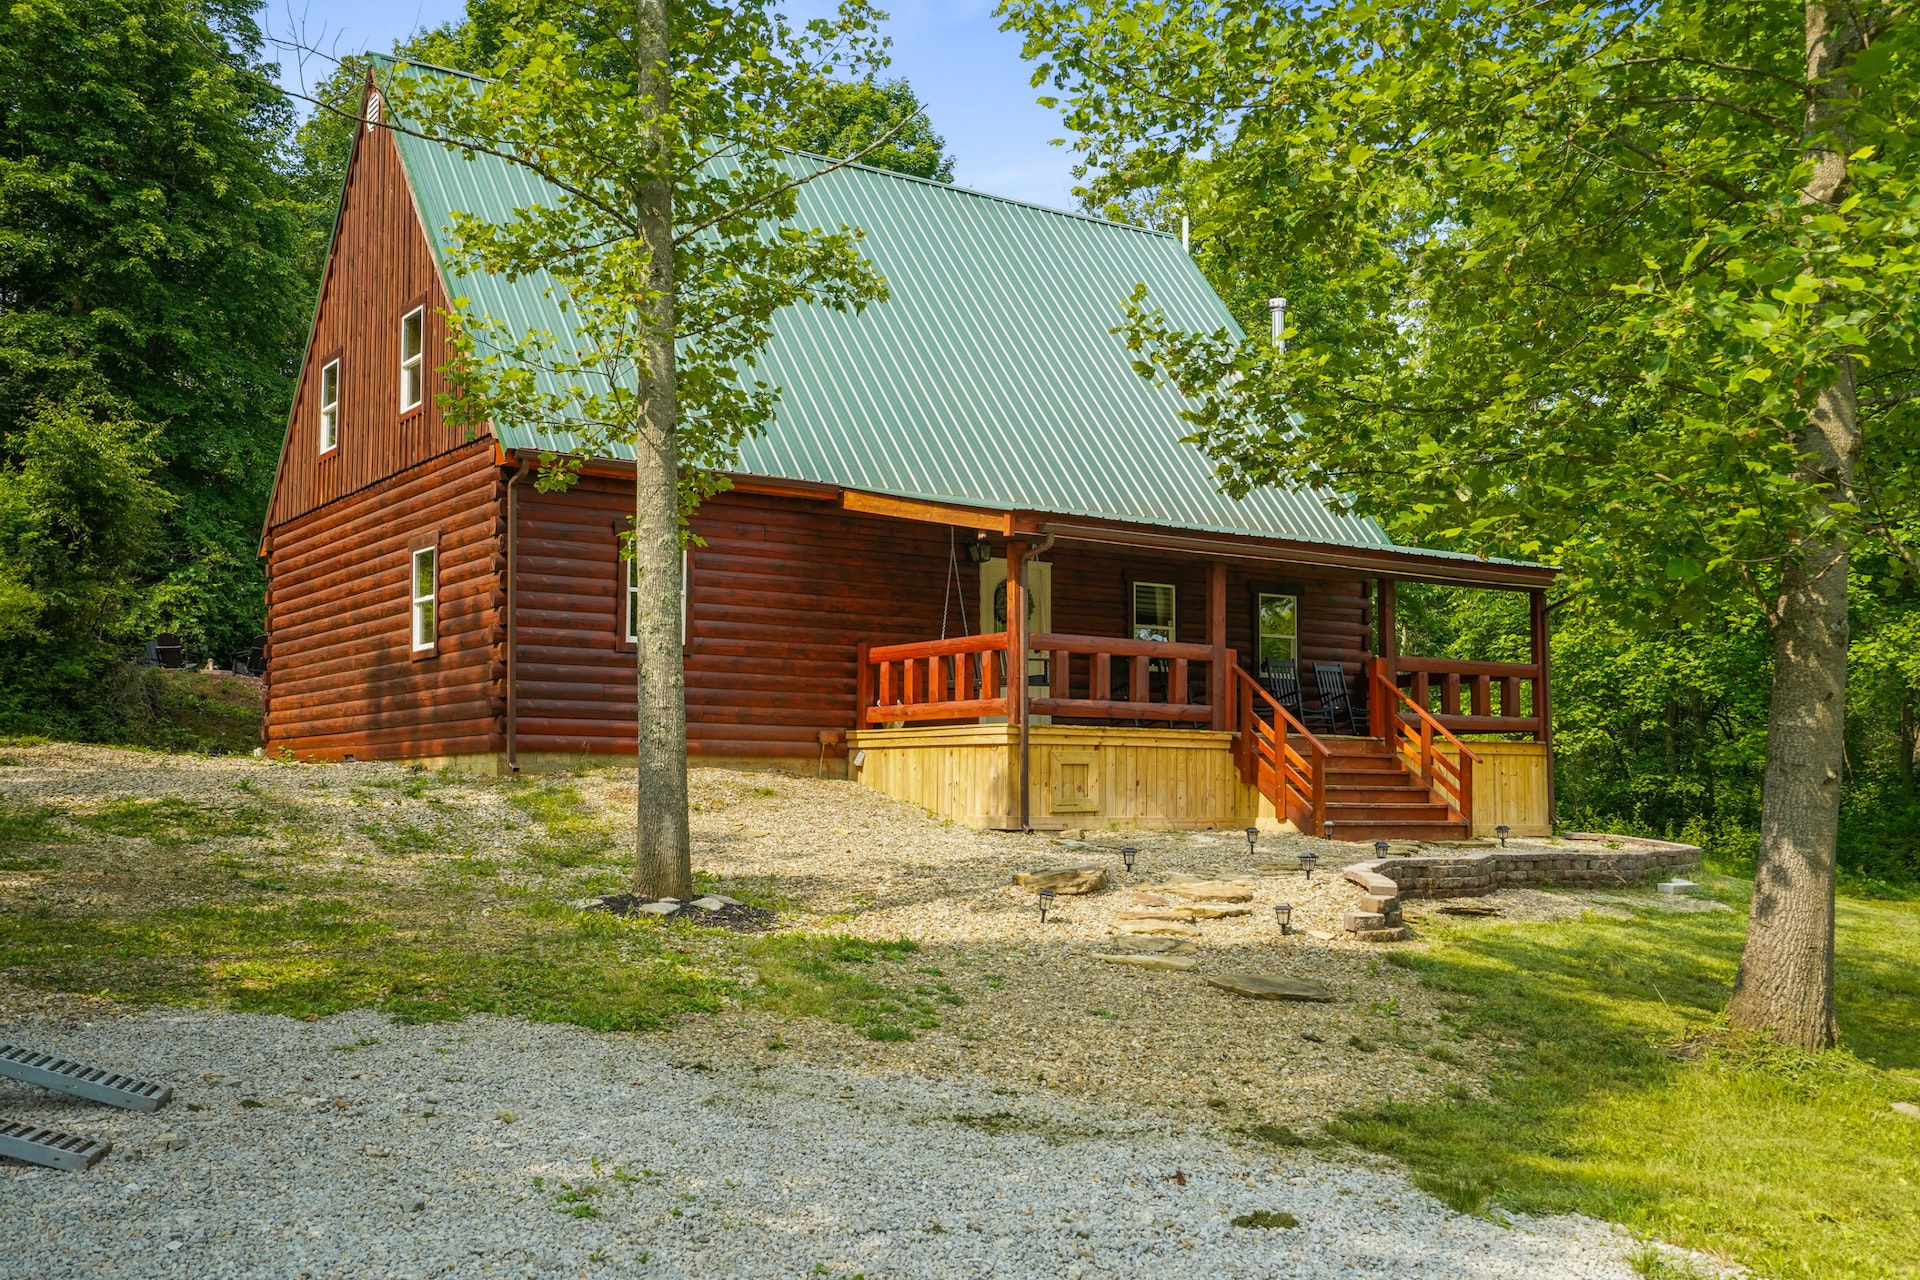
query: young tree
376 2 901 897
1003 0 1920 1046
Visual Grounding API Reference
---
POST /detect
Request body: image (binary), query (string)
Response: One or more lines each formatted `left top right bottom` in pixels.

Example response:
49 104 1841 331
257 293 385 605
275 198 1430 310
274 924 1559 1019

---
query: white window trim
318 358 339 454
410 546 437 652
399 306 424 412
1132 580 1177 644
623 548 689 645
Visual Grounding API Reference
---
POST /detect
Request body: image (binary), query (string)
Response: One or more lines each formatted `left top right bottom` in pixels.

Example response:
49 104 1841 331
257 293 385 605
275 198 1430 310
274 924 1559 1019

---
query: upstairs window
400 306 424 412
318 359 339 453
410 546 437 651
1131 581 1176 644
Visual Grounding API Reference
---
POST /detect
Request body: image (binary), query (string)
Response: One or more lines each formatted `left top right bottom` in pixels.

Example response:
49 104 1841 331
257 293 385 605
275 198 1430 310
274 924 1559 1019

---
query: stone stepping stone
1105 935 1196 955
1093 953 1197 972
1113 920 1200 938
1160 881 1254 903
1012 866 1109 895
1115 908 1197 922
1188 904 1252 919
1204 973 1336 1002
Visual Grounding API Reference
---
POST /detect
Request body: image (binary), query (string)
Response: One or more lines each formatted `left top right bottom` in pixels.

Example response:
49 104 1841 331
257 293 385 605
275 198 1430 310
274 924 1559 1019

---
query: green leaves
388 3 894 513
1005 0 1920 624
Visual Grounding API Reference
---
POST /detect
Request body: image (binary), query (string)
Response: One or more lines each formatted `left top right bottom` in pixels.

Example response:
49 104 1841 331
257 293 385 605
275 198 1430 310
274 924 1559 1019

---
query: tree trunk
628 0 692 899
1724 1 1864 1048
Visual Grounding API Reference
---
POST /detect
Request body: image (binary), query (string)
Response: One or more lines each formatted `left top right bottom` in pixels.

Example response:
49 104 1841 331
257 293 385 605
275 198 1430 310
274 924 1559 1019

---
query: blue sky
265 1 1081 209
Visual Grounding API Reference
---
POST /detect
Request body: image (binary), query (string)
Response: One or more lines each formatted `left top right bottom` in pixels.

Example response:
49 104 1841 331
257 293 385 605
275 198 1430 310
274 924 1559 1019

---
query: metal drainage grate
0 1116 111 1170
0 1045 172 1112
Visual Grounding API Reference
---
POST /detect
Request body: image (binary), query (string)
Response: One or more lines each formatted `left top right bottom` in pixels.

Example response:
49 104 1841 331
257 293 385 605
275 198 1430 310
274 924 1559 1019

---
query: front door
979 558 1052 722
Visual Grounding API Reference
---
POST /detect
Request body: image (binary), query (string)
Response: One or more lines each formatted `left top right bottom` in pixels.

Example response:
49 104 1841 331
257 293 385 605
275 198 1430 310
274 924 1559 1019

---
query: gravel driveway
0 1008 1654 1280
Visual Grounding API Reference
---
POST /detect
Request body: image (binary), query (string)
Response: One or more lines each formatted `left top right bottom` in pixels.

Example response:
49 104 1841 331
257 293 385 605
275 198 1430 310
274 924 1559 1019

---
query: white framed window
1257 593 1299 673
622 549 689 645
317 359 339 453
410 546 437 651
1131 581 1176 644
624 555 640 644
399 306 424 411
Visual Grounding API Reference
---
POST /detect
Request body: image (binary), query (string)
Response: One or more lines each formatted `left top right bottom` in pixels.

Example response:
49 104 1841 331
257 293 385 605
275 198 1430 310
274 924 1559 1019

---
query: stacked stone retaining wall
1342 833 1701 911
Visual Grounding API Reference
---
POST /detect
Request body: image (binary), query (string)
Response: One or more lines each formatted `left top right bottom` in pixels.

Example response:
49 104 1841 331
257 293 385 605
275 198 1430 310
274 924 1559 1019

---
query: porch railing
1232 665 1329 833
855 631 1234 728
1369 657 1478 827
1029 632 1226 725
1377 657 1544 737
856 634 1011 725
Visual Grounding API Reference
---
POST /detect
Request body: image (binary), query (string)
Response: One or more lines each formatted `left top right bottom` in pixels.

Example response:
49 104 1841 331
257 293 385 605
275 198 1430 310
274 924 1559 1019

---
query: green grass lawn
1336 876 1920 1279
0 776 948 1043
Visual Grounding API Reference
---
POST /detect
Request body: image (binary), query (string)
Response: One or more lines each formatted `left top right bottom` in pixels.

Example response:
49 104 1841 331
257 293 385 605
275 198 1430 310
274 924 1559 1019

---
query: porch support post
1373 578 1398 738
1530 587 1555 826
1207 560 1228 731
1006 541 1029 829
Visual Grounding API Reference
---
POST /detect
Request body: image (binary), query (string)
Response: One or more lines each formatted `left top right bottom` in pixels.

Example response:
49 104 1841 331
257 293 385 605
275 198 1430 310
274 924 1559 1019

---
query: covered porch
841 507 1556 840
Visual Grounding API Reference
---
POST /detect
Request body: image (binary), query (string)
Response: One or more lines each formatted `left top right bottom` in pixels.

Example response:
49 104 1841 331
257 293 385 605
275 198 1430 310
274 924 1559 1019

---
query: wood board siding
846 724 1266 830
264 441 504 760
267 113 472 529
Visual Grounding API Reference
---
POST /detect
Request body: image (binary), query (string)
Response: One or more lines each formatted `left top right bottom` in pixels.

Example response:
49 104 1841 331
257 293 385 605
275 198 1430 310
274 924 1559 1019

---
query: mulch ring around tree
585 893 778 933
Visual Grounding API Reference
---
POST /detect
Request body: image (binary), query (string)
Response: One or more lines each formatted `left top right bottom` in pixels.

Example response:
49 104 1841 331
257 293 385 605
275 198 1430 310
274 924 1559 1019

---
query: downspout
504 458 532 773
1017 531 1056 832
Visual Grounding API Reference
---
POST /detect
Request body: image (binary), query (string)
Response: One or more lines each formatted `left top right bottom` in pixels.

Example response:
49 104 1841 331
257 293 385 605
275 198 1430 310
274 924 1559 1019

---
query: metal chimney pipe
1269 297 1287 350
1181 214 1190 253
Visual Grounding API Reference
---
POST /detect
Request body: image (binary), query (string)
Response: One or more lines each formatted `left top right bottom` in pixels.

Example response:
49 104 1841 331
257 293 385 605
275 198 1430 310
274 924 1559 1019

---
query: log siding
264 441 504 760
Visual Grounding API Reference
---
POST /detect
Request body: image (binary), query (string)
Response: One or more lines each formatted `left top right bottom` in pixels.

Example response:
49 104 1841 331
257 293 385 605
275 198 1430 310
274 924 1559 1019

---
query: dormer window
318 358 339 453
400 306 424 412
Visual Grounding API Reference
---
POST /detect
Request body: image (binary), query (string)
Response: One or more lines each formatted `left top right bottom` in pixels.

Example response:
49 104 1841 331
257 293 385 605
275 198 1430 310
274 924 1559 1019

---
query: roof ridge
370 53 1174 241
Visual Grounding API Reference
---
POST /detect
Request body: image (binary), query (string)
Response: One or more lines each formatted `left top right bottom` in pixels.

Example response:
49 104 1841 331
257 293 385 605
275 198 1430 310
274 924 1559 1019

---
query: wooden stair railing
1231 665 1329 833
1368 657 1479 828
857 634 1012 725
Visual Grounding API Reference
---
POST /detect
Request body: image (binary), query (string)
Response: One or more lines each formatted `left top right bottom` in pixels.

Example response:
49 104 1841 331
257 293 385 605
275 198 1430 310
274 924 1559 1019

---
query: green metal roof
389 73 1399 550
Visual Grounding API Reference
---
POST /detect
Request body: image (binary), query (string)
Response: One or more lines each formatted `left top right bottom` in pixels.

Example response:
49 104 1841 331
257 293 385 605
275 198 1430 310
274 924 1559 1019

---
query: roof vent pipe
1269 297 1287 351
1180 214 1190 253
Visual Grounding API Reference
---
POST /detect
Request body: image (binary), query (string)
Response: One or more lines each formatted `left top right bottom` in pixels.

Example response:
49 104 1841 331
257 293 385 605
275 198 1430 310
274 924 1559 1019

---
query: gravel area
0 1007 1658 1280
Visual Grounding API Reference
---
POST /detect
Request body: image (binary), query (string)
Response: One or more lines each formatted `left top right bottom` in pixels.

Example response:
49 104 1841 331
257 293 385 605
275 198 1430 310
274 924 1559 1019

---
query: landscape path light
1374 840 1390 858
1322 820 1335 841
1274 903 1292 937
1122 846 1137 874
1038 888 1057 924
1298 849 1318 882
1244 827 1258 859
1496 824 1510 848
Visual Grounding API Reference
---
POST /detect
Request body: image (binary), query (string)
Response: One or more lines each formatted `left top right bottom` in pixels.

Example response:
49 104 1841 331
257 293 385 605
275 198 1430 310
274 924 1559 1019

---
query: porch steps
1319 738 1469 843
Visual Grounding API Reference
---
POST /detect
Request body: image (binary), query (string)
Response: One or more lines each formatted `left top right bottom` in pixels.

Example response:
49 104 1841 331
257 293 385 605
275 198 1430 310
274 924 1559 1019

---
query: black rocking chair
1259 660 1311 727
1313 662 1361 735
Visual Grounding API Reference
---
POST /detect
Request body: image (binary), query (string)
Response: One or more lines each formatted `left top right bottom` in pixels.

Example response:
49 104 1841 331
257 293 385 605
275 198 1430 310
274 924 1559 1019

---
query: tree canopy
0 0 308 729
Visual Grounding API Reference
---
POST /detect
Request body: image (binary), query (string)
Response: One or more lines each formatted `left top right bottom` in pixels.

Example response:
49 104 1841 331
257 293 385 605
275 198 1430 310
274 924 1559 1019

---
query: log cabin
261 64 1560 842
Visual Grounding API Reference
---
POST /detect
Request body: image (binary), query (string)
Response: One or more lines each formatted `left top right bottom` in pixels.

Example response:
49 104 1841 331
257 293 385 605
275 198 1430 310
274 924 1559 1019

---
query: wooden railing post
855 642 871 729
1457 748 1474 829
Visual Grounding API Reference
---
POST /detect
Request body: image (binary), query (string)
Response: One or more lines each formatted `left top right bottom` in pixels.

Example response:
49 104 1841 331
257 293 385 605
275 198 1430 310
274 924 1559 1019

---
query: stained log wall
267 113 471 529
510 477 1377 761
263 441 504 760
